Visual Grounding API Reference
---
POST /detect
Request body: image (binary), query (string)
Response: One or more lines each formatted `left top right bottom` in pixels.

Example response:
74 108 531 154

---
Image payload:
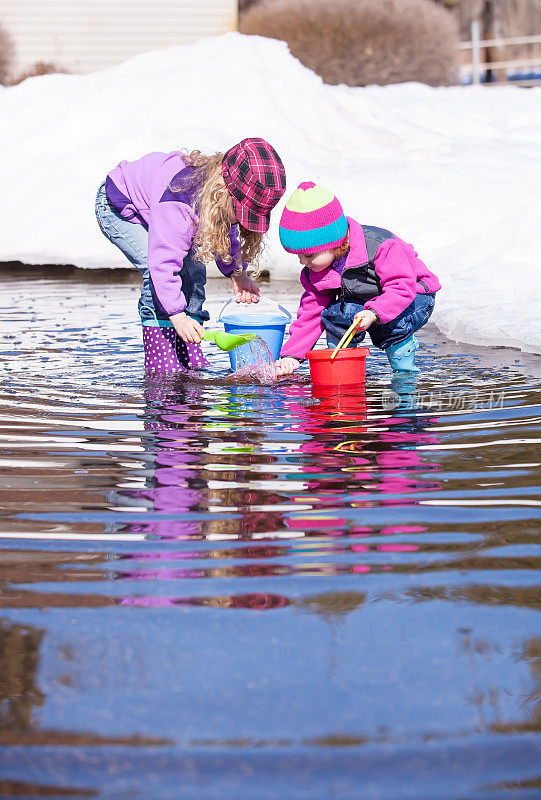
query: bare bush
447 0 541 63
10 61 70 86
445 0 541 40
239 0 262 11
240 0 460 86
505 0 541 37
0 22 15 85
505 0 541 62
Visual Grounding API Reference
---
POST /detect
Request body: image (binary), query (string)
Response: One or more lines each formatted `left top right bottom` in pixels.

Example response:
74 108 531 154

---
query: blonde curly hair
170 150 264 269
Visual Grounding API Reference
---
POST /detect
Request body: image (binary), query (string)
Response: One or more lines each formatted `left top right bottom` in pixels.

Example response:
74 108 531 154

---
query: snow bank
1 33 540 353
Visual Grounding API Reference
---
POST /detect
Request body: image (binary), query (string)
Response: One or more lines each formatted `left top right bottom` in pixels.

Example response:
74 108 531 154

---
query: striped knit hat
279 182 348 254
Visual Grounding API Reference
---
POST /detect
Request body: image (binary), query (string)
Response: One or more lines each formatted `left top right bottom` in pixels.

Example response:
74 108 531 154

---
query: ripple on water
1 268 540 800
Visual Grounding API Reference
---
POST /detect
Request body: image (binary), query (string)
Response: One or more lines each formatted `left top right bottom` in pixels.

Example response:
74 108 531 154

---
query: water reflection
104 379 446 609
1 270 540 799
0 616 169 751
0 619 45 734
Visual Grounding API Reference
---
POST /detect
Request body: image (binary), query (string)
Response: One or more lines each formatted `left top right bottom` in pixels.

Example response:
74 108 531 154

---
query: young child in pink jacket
275 182 441 376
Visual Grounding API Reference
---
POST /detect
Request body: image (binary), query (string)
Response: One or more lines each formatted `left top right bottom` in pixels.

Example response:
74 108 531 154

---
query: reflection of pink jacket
281 217 441 361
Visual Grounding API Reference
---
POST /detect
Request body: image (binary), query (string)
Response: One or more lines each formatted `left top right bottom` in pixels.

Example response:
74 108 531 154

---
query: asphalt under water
1 265 540 800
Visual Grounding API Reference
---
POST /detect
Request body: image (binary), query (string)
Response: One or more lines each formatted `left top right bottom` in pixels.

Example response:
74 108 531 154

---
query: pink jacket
280 217 441 361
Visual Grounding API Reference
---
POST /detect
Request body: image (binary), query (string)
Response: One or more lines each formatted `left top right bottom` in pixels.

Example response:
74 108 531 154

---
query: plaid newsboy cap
221 137 286 233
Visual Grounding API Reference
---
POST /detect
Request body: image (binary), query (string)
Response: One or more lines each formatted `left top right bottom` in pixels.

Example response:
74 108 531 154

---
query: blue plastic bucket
219 300 291 370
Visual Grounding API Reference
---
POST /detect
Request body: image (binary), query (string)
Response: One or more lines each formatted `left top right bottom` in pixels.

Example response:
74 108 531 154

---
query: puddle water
1 266 540 799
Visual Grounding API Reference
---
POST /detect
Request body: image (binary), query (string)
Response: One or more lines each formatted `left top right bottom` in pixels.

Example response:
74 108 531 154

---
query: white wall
1 0 238 76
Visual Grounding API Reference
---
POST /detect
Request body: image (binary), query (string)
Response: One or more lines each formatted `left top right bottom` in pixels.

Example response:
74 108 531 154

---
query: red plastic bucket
306 347 369 388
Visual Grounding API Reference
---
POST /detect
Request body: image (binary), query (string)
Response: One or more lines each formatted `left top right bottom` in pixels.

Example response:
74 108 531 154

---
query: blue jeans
322 292 436 350
95 182 209 324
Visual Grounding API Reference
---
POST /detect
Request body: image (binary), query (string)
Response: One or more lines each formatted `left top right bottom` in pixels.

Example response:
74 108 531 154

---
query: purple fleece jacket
105 151 243 316
281 217 441 361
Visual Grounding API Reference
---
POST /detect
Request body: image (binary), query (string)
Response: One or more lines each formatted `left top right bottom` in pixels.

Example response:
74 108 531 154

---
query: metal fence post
471 20 481 85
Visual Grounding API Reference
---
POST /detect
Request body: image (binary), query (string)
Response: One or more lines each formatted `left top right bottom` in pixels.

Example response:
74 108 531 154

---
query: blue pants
321 293 436 350
95 182 209 324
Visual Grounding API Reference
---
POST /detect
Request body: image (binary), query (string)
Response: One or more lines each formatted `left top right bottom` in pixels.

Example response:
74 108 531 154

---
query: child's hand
353 309 377 331
169 312 205 343
231 270 260 303
275 357 300 377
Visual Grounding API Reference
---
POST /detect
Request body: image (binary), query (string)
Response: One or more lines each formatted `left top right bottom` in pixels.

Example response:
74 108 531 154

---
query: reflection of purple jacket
106 151 242 316
281 217 441 361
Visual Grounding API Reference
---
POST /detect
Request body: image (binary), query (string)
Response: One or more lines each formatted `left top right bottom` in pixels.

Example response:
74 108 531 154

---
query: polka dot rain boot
175 338 209 370
142 320 208 373
142 321 184 373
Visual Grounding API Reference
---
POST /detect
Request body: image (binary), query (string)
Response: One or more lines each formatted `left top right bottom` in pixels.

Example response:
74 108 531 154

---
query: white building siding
1 0 238 76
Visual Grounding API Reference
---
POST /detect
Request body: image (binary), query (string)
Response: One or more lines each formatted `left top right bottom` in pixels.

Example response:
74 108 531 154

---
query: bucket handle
140 304 158 321
140 305 177 327
218 296 291 323
140 304 160 327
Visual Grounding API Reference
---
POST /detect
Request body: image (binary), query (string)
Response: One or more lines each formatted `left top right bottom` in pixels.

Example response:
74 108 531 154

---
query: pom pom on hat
279 182 348 254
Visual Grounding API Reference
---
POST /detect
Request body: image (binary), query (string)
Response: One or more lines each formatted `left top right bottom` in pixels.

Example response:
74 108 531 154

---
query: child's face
298 250 335 271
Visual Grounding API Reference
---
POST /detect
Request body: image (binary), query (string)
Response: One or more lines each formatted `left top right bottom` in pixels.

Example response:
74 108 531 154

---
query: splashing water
231 336 277 384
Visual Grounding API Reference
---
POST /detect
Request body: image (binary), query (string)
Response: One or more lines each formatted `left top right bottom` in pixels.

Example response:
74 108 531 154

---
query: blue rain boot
385 335 420 373
390 371 419 410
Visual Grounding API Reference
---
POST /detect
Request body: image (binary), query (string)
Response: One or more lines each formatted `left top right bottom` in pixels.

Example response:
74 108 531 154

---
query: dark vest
303 225 394 303
340 225 394 302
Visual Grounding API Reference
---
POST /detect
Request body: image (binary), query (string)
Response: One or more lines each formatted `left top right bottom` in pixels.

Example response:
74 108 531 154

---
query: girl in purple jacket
275 182 441 376
95 138 286 371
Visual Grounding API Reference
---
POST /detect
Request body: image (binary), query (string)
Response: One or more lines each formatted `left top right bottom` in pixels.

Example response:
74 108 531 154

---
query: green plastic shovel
202 330 258 352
